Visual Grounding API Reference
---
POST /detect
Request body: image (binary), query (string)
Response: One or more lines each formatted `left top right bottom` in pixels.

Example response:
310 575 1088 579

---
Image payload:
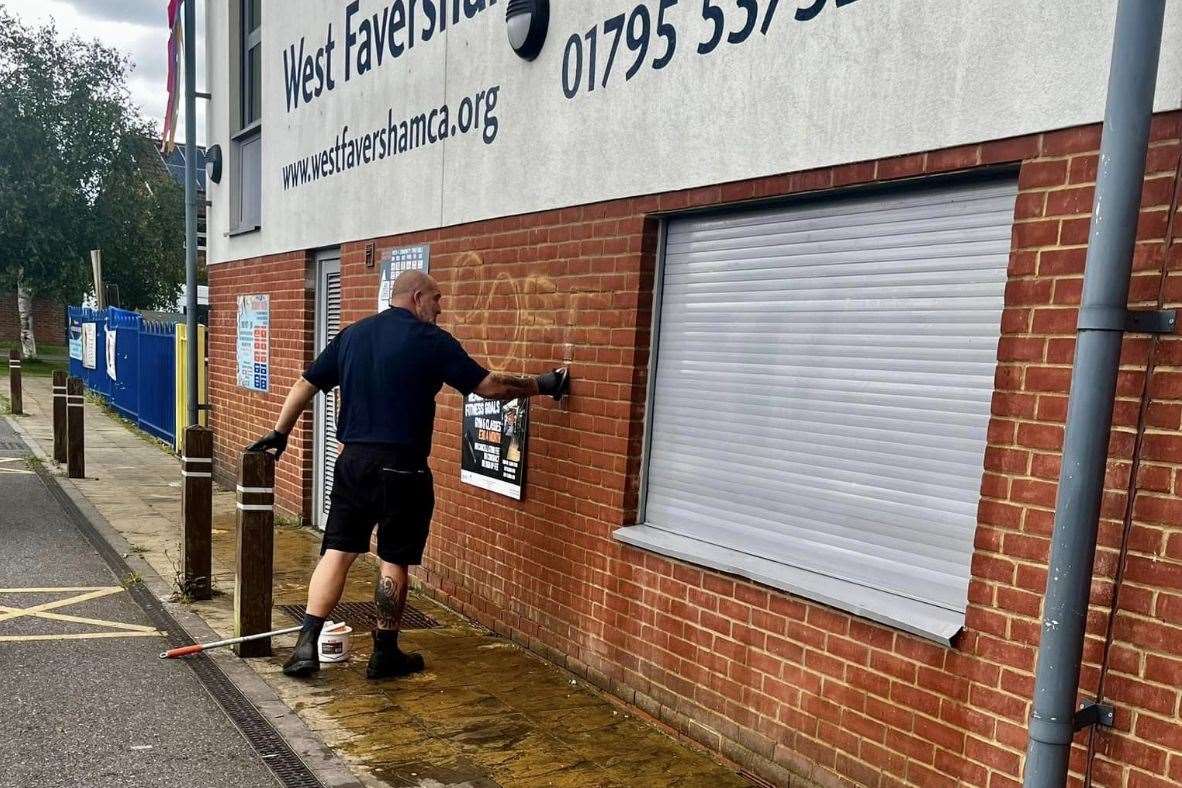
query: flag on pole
161 0 184 153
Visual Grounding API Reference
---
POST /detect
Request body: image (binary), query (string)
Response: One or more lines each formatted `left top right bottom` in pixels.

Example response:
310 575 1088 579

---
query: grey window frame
230 124 261 235
241 0 262 129
231 0 262 234
621 169 1019 646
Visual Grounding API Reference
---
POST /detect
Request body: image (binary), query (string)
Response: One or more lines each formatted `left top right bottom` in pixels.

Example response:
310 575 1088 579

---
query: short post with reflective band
182 426 213 601
66 377 84 479
234 450 274 658
52 370 67 463
8 350 22 415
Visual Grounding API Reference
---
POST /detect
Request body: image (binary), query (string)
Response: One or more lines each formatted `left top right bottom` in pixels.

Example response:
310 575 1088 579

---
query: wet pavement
9 376 753 787
0 418 280 788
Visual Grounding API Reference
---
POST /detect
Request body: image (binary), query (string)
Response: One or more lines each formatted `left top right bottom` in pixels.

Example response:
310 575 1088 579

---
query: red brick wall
0 292 66 346
1075 118 1182 788
207 111 1182 787
974 115 1182 788
207 251 315 520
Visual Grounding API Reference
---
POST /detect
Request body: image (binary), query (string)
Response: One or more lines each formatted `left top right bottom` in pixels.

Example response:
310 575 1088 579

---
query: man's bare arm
247 377 320 460
473 368 570 401
473 373 540 401
274 377 320 434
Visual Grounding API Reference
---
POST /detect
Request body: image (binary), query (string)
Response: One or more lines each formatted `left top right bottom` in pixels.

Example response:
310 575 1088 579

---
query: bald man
247 269 569 679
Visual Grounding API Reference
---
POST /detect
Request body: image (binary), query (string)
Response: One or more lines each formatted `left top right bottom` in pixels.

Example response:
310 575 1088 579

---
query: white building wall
206 0 1182 265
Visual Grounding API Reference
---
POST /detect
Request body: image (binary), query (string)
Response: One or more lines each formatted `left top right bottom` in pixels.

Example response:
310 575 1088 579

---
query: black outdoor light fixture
205 143 223 184
506 0 548 61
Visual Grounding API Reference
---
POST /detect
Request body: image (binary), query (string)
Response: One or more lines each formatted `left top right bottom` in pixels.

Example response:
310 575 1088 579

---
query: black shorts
322 444 435 565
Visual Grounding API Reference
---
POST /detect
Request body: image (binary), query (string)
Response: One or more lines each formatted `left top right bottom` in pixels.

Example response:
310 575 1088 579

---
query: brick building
203 3 1182 786
0 291 65 347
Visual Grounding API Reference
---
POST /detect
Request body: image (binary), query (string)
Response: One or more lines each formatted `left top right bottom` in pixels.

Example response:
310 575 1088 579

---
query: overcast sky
3 0 208 145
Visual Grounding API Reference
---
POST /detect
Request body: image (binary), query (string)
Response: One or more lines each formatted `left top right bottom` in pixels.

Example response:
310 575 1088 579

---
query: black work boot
366 630 424 680
282 627 320 677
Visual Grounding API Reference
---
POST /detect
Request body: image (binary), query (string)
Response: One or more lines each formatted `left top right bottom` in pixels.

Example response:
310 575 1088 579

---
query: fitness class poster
460 395 528 500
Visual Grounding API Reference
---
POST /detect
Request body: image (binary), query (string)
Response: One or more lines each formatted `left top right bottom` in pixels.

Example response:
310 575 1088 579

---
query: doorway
312 250 341 530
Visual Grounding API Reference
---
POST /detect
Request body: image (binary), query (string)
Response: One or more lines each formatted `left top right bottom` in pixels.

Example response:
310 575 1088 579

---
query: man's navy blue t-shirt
302 308 488 461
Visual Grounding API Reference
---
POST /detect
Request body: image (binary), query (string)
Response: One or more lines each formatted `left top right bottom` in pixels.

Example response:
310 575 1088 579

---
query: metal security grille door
622 175 1018 643
313 253 342 530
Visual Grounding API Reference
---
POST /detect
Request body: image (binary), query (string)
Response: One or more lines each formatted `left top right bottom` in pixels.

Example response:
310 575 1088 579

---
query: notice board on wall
460 395 528 500
377 245 430 312
236 294 270 392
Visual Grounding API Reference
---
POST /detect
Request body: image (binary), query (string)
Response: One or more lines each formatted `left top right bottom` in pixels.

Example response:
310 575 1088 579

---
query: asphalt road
0 419 280 788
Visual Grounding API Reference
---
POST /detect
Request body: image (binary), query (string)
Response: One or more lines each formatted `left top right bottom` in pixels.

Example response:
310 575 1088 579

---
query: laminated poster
460 395 528 500
81 323 97 369
105 327 117 380
377 245 430 311
236 294 270 391
68 320 83 360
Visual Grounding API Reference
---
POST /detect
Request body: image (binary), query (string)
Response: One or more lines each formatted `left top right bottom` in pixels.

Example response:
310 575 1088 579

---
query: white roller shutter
618 175 1017 643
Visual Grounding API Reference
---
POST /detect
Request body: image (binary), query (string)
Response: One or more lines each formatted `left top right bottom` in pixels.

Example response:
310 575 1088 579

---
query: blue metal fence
108 308 140 422
137 320 176 443
66 306 177 445
67 307 112 398
67 307 85 380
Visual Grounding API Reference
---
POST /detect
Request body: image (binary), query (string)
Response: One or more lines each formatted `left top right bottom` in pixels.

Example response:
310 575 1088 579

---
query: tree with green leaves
91 134 186 313
0 7 185 358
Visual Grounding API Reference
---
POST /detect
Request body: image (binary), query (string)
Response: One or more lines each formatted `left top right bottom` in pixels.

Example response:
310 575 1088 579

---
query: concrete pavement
8 374 756 787
0 418 281 788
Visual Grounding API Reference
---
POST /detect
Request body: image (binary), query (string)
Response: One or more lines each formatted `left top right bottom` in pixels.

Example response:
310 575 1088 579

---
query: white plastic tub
317 620 353 663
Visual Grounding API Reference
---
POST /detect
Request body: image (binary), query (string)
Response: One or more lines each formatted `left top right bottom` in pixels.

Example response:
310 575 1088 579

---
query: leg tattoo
375 573 407 631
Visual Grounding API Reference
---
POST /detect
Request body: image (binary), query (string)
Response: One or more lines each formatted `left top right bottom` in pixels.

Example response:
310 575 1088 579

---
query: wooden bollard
66 377 85 479
8 350 22 415
52 370 67 463
234 450 274 657
182 426 213 601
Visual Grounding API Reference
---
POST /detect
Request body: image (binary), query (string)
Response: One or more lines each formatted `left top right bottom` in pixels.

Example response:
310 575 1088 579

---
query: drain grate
184 652 323 788
34 461 325 788
739 769 779 788
279 601 440 632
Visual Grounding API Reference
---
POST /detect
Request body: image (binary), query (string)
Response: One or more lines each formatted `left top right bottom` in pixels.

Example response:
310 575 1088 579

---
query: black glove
535 367 571 401
247 430 289 462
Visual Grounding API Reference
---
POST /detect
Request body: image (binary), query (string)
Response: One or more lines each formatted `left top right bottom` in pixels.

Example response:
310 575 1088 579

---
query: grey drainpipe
1023 2 1168 786
183 0 198 427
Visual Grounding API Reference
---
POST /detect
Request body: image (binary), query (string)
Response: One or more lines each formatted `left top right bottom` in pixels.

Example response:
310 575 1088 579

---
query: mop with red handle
159 625 302 659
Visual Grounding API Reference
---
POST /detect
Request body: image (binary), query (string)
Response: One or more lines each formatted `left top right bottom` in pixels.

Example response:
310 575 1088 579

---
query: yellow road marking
0 587 122 624
0 587 112 593
0 458 31 474
0 587 165 642
0 605 157 633
0 631 163 643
